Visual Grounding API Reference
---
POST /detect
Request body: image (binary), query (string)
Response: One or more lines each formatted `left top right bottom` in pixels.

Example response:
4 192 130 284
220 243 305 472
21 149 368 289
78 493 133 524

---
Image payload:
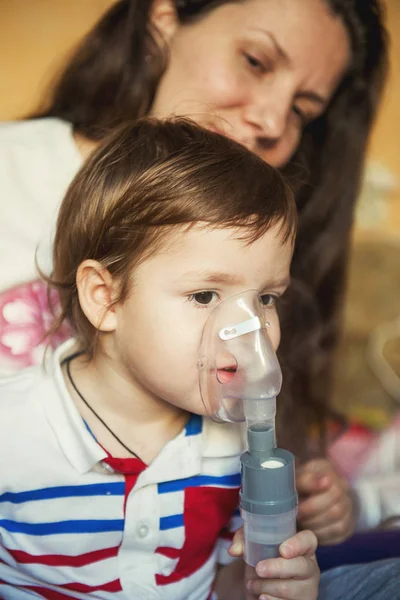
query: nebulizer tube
199 291 298 567
241 422 298 566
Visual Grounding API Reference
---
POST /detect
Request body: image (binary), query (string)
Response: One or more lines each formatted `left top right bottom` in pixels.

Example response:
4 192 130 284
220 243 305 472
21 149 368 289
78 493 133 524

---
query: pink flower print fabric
0 280 71 373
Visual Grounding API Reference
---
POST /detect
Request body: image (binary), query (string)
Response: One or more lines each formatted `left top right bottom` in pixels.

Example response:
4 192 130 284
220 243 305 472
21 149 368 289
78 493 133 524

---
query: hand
296 458 356 545
229 528 319 600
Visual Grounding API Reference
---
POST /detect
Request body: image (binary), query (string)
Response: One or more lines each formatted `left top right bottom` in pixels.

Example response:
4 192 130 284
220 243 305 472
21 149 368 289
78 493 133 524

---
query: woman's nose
243 88 292 141
244 105 288 141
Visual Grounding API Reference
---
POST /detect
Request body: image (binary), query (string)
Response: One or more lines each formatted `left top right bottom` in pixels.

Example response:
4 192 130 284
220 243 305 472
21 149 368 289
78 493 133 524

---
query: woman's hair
37 0 388 456
49 118 296 358
280 0 389 457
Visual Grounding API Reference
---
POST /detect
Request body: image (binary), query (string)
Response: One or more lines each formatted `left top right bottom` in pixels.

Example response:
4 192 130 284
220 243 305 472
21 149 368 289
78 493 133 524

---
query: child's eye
188 291 218 307
260 294 277 307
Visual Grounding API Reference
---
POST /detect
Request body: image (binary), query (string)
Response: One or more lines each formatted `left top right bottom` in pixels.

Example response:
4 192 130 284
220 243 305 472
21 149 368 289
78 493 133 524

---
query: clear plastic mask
198 290 282 425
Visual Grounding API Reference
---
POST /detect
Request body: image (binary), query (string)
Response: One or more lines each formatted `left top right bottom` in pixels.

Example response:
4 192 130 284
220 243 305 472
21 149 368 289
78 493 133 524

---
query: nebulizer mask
199 291 298 566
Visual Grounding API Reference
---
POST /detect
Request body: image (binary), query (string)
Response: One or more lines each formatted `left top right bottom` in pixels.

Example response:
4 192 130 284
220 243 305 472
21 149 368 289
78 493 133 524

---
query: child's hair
49 118 297 357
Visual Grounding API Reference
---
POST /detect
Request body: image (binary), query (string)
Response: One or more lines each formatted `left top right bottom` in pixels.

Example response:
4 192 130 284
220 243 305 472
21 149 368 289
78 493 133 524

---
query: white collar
39 340 245 478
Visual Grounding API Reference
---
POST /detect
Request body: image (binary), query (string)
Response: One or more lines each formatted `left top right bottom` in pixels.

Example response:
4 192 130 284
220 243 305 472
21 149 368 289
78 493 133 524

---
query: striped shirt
0 341 244 599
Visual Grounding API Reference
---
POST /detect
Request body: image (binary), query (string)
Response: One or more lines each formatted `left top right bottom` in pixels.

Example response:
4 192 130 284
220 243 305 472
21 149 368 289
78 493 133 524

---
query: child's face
108 223 292 416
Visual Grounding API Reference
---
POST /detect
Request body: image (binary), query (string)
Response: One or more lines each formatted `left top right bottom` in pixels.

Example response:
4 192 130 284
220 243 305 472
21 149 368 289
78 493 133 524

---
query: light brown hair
48 118 296 357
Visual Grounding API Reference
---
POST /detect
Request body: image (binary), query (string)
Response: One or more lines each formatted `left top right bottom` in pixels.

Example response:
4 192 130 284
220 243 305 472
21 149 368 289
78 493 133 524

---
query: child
0 118 319 599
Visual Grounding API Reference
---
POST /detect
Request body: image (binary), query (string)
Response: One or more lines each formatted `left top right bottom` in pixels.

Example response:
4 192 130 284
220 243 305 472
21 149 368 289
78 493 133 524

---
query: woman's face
151 0 351 168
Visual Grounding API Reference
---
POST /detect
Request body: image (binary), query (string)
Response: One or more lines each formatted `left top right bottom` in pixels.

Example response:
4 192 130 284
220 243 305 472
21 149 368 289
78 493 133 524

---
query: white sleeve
353 472 400 530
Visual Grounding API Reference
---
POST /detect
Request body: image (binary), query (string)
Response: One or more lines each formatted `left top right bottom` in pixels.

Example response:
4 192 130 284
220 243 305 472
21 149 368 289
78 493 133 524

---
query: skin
151 0 350 168
296 459 356 544
72 0 356 547
67 223 292 464
67 222 320 597
223 529 319 600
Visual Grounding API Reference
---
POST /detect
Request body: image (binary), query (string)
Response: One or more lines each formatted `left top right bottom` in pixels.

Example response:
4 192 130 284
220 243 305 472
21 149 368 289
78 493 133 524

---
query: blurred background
0 0 399 430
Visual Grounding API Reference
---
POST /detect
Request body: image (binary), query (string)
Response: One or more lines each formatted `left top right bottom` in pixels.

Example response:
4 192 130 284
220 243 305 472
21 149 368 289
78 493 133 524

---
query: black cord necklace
63 353 140 460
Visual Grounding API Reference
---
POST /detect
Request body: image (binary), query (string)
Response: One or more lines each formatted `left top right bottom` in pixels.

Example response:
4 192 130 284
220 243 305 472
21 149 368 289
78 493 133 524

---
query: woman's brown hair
49 118 296 357
37 0 388 457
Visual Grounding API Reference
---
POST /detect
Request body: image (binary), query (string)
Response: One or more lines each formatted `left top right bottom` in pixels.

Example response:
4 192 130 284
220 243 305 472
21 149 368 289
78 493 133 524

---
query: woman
0 0 388 544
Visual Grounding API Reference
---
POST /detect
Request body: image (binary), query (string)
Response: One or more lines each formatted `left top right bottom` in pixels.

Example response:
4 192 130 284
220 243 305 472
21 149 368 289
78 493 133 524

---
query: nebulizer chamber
199 291 297 567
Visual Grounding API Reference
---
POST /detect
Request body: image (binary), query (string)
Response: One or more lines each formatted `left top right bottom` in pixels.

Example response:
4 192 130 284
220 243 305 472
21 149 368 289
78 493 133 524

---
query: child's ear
76 260 118 332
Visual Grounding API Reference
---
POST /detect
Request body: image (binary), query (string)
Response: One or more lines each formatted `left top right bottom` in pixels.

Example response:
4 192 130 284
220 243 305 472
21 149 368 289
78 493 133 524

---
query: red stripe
62 579 122 593
0 579 122 600
21 580 121 596
0 584 77 600
0 578 122 596
7 545 119 567
124 472 141 513
103 455 146 475
156 546 181 559
0 570 122 594
156 486 239 585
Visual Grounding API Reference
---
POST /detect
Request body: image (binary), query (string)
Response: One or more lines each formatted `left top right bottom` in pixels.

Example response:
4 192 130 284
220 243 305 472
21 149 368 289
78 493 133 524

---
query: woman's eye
260 294 277 307
189 291 218 306
243 52 266 74
292 105 309 126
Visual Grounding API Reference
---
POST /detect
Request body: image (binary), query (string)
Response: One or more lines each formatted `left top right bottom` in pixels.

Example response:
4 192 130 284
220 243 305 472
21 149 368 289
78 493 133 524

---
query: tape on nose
219 316 261 340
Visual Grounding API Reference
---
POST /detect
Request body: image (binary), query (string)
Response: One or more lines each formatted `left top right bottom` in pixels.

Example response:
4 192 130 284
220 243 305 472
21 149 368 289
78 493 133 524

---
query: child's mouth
217 365 237 384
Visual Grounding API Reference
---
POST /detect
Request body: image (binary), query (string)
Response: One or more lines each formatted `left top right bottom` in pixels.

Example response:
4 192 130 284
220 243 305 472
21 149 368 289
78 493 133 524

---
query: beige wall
0 0 115 118
367 0 400 234
0 0 398 232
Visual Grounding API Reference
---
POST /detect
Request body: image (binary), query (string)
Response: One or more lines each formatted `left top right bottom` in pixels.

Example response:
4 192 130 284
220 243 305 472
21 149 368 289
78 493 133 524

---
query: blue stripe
0 519 124 536
160 514 184 530
83 418 98 441
185 414 202 436
0 483 125 504
158 473 241 494
234 508 241 517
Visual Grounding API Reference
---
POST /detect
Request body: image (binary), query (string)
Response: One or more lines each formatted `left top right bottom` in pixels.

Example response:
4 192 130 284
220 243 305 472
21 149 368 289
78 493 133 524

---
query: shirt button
137 523 149 539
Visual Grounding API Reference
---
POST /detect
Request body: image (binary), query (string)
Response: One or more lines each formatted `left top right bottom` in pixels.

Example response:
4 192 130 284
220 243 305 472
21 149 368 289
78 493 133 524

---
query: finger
247 575 318 600
296 460 333 495
298 459 332 473
255 555 316 580
228 527 244 556
312 519 354 545
298 498 351 530
278 530 318 559
297 473 349 499
297 485 343 520
298 474 332 496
